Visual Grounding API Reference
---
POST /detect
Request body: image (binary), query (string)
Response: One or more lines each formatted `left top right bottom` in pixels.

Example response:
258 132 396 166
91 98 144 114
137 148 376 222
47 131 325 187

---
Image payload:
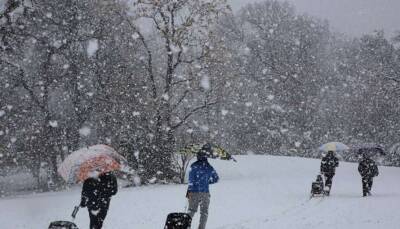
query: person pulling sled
320 151 339 196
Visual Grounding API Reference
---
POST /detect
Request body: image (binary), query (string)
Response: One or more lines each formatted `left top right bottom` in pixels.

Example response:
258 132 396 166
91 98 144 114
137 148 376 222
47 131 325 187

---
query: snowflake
79 127 91 137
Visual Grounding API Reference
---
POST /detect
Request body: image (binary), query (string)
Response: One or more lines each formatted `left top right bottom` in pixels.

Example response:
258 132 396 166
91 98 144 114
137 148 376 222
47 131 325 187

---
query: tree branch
171 101 218 130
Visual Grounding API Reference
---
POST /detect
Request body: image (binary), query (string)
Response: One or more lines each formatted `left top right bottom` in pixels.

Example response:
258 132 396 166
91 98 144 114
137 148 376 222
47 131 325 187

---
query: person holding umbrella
186 143 219 229
57 145 127 229
358 152 379 197
318 142 348 196
320 151 339 196
80 171 118 229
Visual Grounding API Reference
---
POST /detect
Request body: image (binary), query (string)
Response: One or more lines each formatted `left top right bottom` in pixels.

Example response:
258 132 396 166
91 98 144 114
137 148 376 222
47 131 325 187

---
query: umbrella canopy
352 143 386 157
212 146 237 162
58 144 128 183
319 142 349 153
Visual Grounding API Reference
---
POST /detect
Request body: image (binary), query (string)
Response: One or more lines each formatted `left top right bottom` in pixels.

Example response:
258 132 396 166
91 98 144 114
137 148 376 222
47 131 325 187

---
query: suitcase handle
71 206 80 219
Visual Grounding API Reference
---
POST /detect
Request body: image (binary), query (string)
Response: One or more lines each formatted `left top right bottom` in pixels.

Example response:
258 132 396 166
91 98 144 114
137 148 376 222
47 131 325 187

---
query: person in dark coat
358 154 379 197
320 151 339 195
186 143 219 229
80 171 118 229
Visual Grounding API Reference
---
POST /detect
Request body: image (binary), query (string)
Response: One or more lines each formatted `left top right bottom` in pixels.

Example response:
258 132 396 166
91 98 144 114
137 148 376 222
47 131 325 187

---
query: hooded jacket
320 152 339 174
188 160 219 193
358 158 379 178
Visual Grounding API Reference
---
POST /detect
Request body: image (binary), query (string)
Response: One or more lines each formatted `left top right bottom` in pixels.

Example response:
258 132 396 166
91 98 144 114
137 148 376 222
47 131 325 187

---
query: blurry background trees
1 0 400 194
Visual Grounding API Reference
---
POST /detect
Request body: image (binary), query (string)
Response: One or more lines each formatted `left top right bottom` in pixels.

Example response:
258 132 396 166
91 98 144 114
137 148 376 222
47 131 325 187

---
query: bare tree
128 0 230 180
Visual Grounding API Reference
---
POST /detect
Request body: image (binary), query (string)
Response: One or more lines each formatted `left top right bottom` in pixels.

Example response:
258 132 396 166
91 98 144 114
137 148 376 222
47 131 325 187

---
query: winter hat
197 143 212 161
327 151 335 156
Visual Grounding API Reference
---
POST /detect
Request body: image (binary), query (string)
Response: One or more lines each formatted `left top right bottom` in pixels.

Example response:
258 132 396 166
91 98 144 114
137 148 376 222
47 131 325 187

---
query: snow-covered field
1 155 399 229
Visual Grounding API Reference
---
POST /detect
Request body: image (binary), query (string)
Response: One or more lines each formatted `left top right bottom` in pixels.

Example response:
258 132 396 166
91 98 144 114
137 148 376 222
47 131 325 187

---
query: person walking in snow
320 151 339 195
358 154 379 197
186 143 219 229
80 171 118 229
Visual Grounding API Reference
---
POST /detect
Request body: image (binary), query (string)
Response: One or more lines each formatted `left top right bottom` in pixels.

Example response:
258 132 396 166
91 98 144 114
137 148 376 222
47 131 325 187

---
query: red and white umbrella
58 144 129 183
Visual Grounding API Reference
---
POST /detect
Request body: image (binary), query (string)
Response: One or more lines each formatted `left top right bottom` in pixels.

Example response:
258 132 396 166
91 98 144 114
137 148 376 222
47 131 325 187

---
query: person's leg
324 174 333 195
96 200 110 229
188 193 201 219
368 177 373 194
324 174 332 188
362 177 368 196
198 193 210 229
88 208 100 229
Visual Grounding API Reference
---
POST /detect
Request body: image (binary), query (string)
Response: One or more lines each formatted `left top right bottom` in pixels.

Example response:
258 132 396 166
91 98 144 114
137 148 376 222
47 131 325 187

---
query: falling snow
200 76 210 90
79 127 91 137
87 39 99 57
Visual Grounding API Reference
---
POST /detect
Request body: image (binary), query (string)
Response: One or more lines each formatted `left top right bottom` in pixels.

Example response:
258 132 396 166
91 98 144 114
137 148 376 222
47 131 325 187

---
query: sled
48 221 78 229
164 212 192 229
310 175 325 199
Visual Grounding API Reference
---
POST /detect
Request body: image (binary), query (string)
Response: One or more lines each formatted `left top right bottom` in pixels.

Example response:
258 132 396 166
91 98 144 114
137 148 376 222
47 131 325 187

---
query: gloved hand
186 191 192 199
80 198 87 208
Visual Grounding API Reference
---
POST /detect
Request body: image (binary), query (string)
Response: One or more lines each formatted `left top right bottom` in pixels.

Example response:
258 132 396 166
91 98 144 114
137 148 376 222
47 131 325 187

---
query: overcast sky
0 0 398 38
229 0 400 38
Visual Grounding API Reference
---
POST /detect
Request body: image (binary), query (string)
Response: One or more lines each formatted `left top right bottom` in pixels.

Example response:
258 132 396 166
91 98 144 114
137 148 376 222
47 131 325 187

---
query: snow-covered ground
1 155 399 229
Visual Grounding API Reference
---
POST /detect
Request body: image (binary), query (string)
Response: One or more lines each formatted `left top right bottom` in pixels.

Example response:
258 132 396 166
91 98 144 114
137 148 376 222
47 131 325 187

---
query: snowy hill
0 155 399 229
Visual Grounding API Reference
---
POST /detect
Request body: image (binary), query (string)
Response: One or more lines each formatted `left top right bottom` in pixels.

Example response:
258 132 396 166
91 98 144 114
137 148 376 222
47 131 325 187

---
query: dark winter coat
188 160 219 193
358 158 379 178
320 153 339 174
80 172 118 209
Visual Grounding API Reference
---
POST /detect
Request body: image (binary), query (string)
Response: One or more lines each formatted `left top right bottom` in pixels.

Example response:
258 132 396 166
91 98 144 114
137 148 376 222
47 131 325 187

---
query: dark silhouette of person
320 151 339 195
80 172 118 229
358 154 379 197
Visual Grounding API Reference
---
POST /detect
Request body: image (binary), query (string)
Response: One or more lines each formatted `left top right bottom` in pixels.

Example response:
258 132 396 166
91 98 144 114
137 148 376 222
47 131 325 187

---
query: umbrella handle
71 206 80 219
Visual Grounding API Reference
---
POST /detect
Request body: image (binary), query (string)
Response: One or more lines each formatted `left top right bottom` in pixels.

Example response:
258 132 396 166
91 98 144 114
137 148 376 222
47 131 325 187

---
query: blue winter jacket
188 160 219 193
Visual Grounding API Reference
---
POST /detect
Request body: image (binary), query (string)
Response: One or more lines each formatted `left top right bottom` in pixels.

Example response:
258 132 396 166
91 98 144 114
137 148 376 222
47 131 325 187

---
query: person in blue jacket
186 143 219 229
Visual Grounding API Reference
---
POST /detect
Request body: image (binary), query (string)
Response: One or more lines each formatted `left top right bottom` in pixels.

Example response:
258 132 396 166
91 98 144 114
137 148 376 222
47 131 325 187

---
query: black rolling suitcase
48 206 80 229
164 212 192 229
48 221 78 229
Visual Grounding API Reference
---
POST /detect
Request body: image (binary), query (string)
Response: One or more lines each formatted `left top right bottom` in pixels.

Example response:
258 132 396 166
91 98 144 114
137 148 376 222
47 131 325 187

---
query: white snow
170 44 181 53
295 141 301 147
200 76 211 90
79 127 91 137
262 68 268 74
0 110 5 117
87 39 99 58
0 155 399 229
131 33 140 40
49 120 58 128
200 125 209 132
271 104 285 112
161 93 169 101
